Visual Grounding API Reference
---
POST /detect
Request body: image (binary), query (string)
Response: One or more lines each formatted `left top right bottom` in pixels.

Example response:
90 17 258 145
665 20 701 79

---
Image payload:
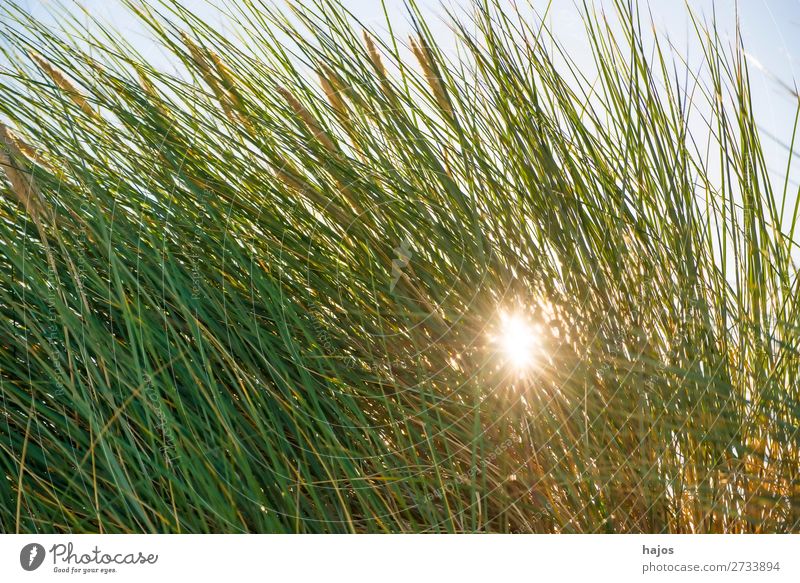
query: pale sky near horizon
7 0 800 193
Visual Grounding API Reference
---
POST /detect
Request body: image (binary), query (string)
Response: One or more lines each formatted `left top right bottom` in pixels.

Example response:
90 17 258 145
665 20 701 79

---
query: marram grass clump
0 0 798 533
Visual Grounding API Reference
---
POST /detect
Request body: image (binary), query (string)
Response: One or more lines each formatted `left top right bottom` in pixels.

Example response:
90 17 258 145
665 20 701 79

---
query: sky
6 0 800 191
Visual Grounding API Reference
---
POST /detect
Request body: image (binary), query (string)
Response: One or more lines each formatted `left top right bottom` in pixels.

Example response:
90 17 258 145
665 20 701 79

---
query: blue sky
8 0 800 190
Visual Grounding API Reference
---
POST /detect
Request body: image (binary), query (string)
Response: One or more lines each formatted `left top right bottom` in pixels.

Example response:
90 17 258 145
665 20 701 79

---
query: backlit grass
0 0 798 533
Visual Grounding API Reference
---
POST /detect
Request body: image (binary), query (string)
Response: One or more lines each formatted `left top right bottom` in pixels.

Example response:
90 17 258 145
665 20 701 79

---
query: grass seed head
0 152 45 222
410 36 453 118
29 51 98 120
363 31 387 77
319 69 347 120
0 124 49 169
207 49 253 133
181 33 251 132
277 86 336 152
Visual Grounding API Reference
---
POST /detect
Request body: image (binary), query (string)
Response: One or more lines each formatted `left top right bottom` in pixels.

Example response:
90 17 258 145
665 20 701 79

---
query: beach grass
0 0 798 532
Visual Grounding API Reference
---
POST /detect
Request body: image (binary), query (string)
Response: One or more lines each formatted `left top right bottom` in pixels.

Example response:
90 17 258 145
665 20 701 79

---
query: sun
494 311 541 371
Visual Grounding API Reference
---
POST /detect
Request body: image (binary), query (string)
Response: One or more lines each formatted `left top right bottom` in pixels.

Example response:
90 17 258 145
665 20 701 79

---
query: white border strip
2 534 797 582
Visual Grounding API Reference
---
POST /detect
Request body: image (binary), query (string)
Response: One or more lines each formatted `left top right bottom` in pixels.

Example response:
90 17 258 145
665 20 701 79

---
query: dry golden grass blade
0 152 46 222
319 69 347 121
134 66 174 122
0 124 44 166
29 51 99 121
206 49 254 133
318 66 368 161
180 32 248 130
363 31 387 77
362 31 399 102
410 36 453 118
277 86 336 153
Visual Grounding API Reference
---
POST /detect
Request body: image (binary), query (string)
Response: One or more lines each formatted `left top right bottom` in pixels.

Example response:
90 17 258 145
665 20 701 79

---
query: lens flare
494 311 541 371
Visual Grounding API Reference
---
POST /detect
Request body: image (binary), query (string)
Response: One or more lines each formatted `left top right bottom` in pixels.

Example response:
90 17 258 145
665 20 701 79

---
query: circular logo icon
20 543 46 571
